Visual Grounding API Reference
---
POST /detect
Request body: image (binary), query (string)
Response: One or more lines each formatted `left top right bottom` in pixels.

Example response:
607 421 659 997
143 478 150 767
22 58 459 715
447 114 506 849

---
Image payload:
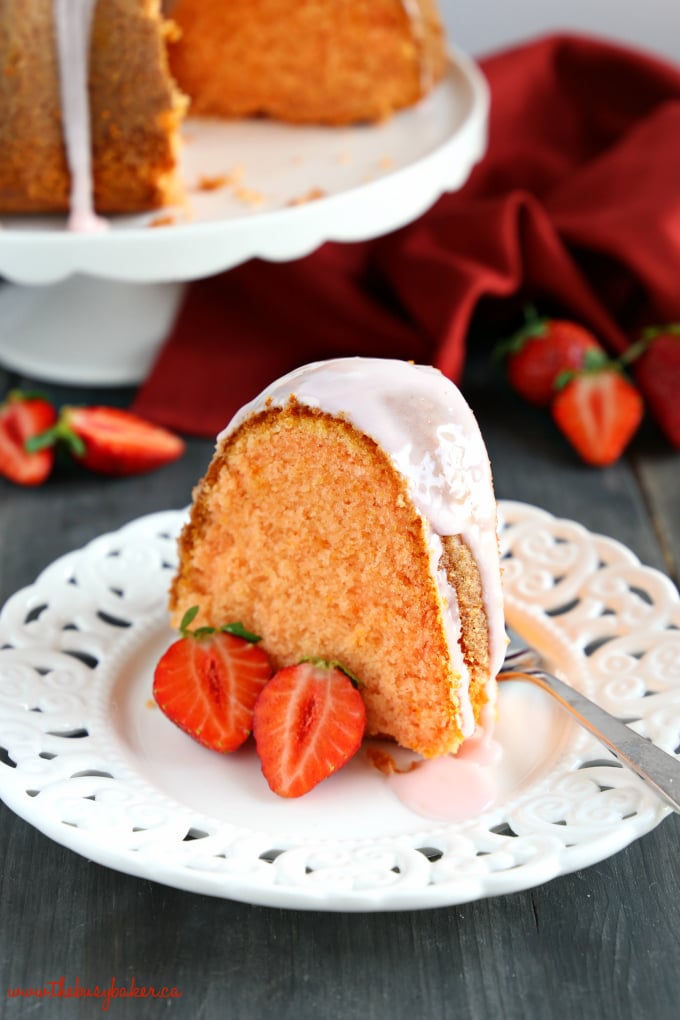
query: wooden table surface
1 352 679 1020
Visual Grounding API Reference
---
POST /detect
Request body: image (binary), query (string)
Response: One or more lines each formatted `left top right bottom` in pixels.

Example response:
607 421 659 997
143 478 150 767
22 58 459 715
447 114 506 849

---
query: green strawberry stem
642 322 680 340
619 323 680 367
6 388 52 404
492 304 548 361
221 622 263 642
24 418 87 457
300 656 363 688
553 348 612 390
179 605 261 643
179 605 201 634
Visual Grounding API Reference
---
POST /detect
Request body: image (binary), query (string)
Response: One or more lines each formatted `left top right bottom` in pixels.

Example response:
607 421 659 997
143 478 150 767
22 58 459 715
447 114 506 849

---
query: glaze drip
400 0 436 93
53 0 108 233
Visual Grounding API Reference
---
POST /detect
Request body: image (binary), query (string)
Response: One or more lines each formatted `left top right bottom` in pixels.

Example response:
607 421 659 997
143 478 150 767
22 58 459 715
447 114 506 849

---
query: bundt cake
0 0 446 222
168 0 447 126
169 358 506 759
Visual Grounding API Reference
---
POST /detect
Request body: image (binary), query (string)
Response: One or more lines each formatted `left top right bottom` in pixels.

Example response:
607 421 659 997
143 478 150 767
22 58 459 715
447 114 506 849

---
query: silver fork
499 642 680 814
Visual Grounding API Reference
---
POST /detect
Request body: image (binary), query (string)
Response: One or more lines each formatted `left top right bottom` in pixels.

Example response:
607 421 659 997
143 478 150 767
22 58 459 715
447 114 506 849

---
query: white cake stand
0 48 488 385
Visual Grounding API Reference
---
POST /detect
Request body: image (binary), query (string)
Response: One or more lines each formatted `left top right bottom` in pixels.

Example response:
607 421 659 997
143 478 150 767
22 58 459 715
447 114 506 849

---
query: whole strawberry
253 659 366 798
29 405 185 476
0 391 57 486
551 358 643 467
626 324 680 448
153 607 273 752
496 307 604 406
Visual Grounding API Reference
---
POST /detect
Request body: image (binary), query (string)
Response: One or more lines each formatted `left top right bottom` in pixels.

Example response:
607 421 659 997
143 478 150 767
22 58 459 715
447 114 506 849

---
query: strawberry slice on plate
253 659 366 798
153 607 273 753
0 391 57 486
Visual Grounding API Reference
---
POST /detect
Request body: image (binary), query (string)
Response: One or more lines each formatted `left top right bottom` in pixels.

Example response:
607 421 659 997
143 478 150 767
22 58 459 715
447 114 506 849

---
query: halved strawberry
153 607 273 752
0 391 57 486
253 659 366 798
29 405 185 476
495 307 603 406
551 362 643 467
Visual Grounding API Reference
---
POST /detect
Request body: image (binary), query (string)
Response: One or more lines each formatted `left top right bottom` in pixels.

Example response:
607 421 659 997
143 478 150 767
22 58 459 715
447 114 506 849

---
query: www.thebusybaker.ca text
7 975 184 1011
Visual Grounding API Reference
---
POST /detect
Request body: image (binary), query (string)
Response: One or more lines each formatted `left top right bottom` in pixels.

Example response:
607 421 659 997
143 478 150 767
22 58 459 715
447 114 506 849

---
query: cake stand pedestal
0 278 184 386
0 49 488 386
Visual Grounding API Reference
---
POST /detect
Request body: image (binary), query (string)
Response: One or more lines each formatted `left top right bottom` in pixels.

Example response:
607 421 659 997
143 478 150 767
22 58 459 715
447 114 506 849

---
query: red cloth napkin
133 32 680 437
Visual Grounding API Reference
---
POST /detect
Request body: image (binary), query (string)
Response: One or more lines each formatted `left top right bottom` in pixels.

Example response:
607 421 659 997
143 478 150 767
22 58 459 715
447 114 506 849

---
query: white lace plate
0 502 678 912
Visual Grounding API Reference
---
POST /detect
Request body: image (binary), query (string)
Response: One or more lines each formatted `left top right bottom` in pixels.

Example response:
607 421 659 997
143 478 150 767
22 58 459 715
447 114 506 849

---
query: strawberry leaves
178 604 262 644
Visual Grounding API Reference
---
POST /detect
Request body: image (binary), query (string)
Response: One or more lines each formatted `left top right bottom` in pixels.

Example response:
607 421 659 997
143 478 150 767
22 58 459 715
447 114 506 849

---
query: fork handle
499 669 680 814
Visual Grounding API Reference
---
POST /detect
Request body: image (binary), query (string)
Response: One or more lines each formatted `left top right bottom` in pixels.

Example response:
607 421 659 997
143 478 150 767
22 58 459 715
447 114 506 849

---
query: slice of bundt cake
170 358 505 759
168 0 447 125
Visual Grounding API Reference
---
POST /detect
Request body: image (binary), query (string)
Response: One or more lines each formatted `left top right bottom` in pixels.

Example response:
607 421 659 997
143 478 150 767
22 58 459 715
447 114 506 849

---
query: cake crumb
287 187 327 207
145 699 158 710
191 165 245 193
234 186 265 208
378 155 395 171
365 746 419 775
197 174 229 192
149 214 177 228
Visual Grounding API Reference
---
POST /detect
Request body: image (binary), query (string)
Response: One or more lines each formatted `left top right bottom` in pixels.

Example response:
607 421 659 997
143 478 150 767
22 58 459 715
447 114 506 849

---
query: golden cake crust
170 400 492 758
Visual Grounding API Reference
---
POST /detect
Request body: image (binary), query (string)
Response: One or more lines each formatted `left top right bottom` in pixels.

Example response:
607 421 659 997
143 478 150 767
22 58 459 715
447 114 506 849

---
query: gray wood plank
631 425 680 587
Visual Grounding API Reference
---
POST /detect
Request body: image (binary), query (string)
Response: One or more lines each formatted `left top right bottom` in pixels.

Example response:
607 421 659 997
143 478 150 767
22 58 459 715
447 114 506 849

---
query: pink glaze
67 209 109 235
387 755 497 822
455 729 503 767
386 705 503 821
455 704 503 767
53 0 109 233
399 0 434 92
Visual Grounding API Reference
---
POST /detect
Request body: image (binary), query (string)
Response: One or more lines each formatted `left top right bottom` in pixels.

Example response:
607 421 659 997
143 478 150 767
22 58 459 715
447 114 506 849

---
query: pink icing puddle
386 727 503 822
